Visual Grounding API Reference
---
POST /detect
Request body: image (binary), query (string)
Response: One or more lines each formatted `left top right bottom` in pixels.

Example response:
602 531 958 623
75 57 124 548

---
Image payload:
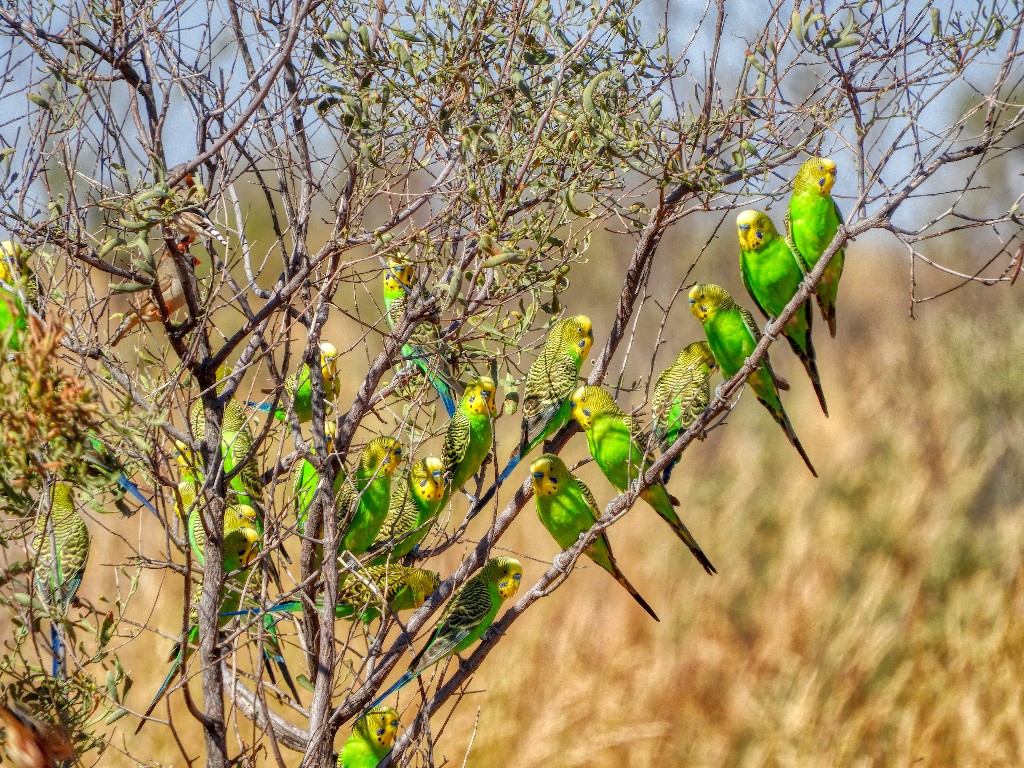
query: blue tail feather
496 453 523 486
220 601 300 619
50 625 62 677
116 473 159 517
363 670 416 716
134 651 181 733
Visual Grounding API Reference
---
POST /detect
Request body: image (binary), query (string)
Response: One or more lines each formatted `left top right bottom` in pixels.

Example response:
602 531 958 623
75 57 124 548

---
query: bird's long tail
818 295 838 339
50 625 63 677
759 397 818 477
608 567 660 621
244 401 275 414
134 651 181 734
784 308 828 416
660 456 681 486
115 473 159 517
642 487 717 575
401 343 458 417
262 615 301 701
362 670 417 717
108 313 139 347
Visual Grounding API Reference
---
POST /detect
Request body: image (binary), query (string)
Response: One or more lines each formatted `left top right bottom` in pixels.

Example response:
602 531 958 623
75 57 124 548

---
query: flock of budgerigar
7 155 845 767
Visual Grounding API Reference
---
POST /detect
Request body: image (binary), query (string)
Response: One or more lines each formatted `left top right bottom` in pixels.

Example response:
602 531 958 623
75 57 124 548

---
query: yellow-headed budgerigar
688 283 817 476
291 422 338 533
382 258 458 416
650 341 718 484
570 385 716 574
737 209 828 415
787 156 845 337
440 376 497 503
498 315 593 484
370 456 447 563
362 557 522 712
247 342 340 423
337 437 404 556
337 706 401 768
531 454 659 620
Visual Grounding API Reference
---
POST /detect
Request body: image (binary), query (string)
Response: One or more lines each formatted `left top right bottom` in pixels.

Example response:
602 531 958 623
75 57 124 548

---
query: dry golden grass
67 240 1024 767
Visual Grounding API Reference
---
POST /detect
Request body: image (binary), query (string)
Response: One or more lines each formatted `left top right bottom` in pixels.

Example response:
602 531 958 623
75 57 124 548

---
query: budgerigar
0 240 39 352
82 432 158 516
337 706 401 768
226 565 441 624
570 386 716 575
291 422 338 533
787 156 845 337
498 315 593 484
689 283 817 476
370 456 447 563
248 341 340 423
737 209 828 415
383 259 458 417
650 341 718 484
31 483 91 676
441 376 497 502
531 454 659 620
363 556 522 712
337 437 404 556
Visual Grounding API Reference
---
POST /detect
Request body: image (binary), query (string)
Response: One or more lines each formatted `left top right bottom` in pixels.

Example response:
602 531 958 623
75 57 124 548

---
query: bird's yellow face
383 259 415 295
0 241 20 285
414 456 447 503
323 422 336 452
225 504 259 532
530 455 565 497
561 315 594 359
232 526 261 568
464 377 497 416
364 707 401 750
688 284 728 323
682 341 718 374
736 210 774 251
373 438 405 475
799 156 837 195
495 561 524 601
569 385 594 430
409 570 441 607
319 342 339 382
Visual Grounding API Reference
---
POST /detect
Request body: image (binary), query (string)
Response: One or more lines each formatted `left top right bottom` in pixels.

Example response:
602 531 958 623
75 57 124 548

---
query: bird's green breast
704 309 756 379
742 238 804 318
536 488 591 552
450 412 492 491
588 414 642 491
340 476 393 554
790 191 840 269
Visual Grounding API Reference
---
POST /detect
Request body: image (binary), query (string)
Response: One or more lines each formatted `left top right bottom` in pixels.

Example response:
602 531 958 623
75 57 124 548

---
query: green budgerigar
291 422 339 533
383 258 458 416
498 315 594 485
248 341 340 422
441 376 497 502
338 706 401 768
688 283 817 476
787 156 845 337
570 386 716 575
651 341 718 484
32 483 90 675
737 209 828 415
363 556 523 712
531 454 659 620
0 240 39 351
371 456 447 563
337 437 405 556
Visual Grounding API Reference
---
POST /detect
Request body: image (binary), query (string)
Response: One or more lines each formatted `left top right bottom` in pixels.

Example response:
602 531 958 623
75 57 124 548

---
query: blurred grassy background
84 218 1024 767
